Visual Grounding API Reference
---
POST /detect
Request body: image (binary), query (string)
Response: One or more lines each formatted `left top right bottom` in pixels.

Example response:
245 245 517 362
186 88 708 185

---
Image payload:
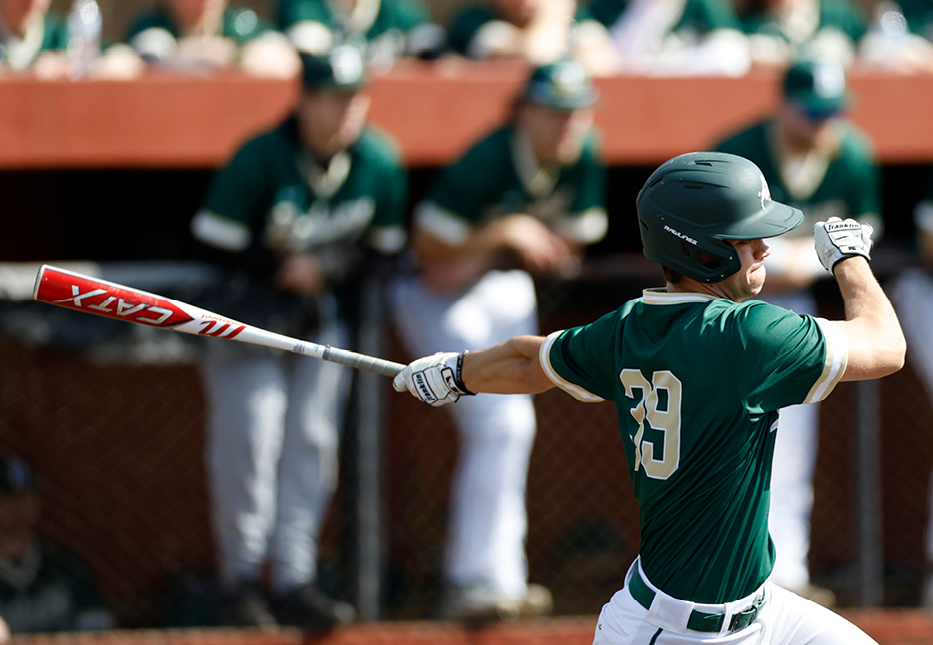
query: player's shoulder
355 127 405 167
713 119 769 155
837 123 878 164
444 126 511 173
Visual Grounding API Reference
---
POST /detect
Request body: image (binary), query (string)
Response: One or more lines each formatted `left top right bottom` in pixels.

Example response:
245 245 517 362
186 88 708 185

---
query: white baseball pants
593 558 877 644
390 270 539 598
200 313 351 595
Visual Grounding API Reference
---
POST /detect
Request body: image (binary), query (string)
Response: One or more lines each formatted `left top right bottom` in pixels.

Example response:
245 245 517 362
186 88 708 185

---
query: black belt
628 567 765 633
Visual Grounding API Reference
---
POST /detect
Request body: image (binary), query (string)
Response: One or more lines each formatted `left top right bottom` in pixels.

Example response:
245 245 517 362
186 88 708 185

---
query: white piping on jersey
413 200 472 246
367 225 407 254
191 210 252 252
804 318 848 403
641 287 718 305
539 330 605 402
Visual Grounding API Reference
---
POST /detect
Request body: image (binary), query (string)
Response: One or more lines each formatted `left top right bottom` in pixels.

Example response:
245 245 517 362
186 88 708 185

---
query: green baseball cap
300 45 367 92
521 59 598 111
782 58 849 116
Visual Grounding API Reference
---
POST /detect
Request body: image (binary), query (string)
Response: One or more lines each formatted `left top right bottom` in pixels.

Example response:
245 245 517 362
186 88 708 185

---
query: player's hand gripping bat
32 264 405 377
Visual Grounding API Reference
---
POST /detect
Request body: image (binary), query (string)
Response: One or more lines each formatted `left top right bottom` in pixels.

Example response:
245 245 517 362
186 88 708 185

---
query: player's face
493 0 540 27
297 89 371 160
165 0 227 25
779 101 842 153
520 103 594 166
717 238 771 301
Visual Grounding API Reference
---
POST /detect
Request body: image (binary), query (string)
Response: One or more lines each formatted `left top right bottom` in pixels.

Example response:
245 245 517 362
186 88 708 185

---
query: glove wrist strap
454 350 476 396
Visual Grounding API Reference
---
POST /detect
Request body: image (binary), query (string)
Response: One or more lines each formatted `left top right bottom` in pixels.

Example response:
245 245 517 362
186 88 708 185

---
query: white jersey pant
891 269 933 561
593 558 877 644
761 289 820 590
200 314 351 595
390 270 539 598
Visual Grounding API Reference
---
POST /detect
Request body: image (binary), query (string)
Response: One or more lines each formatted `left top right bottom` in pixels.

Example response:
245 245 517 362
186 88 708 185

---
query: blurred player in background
713 56 880 607
277 0 444 64
125 0 300 77
0 455 115 634
445 0 621 75
189 44 407 628
393 151 904 644
390 57 607 621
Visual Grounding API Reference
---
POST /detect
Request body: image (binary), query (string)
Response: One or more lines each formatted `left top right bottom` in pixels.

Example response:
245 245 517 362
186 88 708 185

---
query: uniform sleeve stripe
539 330 604 403
552 207 609 244
413 201 472 246
803 318 849 404
190 210 252 252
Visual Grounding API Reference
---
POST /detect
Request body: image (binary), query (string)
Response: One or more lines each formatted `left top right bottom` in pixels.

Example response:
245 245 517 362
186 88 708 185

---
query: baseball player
189 45 407 628
714 57 881 606
394 152 905 643
390 57 607 621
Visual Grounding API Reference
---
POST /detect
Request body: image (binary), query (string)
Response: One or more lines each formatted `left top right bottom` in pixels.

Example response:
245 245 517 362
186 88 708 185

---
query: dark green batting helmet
636 152 803 283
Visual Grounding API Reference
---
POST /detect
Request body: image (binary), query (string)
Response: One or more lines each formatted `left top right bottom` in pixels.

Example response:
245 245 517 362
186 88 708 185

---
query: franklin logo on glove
813 216 873 273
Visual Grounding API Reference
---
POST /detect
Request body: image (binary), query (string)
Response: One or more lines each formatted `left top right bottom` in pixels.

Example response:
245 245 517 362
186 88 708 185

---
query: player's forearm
833 257 906 380
461 335 554 394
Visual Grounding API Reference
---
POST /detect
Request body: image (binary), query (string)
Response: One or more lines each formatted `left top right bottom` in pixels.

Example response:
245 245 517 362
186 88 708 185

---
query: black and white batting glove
393 351 475 407
813 217 874 273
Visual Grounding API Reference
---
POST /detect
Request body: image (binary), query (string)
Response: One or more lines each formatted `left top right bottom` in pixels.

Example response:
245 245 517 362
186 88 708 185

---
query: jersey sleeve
362 133 409 254
540 309 627 402
553 134 609 244
733 302 848 414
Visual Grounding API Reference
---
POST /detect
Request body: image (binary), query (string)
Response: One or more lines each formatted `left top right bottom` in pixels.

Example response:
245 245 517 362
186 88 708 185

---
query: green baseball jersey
125 7 276 46
740 0 868 45
447 3 598 56
415 125 607 246
591 0 742 34
715 119 880 236
541 288 847 603
277 0 429 39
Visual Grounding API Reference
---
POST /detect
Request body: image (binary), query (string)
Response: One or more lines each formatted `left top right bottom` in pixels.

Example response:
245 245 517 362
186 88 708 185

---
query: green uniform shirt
591 0 742 34
541 288 847 603
277 0 429 39
740 0 868 45
447 3 598 56
715 119 880 236
415 126 607 246
125 7 276 47
193 117 407 327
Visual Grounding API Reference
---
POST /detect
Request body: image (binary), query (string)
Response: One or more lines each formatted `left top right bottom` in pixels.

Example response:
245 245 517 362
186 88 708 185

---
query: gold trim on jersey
804 318 848 403
539 330 604 402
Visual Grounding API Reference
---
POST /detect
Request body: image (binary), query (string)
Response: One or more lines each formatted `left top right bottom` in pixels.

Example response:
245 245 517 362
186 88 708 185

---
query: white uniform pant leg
390 270 539 596
890 269 933 563
762 289 820 590
269 318 352 594
201 351 288 588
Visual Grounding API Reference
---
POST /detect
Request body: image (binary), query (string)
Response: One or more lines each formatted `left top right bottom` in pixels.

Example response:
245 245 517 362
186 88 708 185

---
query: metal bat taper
33 264 405 377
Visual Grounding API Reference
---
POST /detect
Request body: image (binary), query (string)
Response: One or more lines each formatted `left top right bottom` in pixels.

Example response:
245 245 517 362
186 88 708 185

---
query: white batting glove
393 351 474 407
813 217 874 273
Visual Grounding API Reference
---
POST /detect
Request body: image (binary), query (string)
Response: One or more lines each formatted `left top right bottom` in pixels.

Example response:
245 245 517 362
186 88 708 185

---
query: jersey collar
642 287 720 305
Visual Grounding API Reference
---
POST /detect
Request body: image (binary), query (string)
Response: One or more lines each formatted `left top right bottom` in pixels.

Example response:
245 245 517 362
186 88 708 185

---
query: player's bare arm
813 217 906 382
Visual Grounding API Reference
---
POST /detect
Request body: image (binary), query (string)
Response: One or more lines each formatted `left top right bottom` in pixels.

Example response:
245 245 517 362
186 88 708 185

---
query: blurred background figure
445 0 621 76
858 0 933 72
277 0 444 65
189 44 407 629
739 0 868 67
713 56 881 608
125 0 300 77
390 58 607 622
892 169 933 608
0 455 115 634
0 0 142 79
589 0 750 76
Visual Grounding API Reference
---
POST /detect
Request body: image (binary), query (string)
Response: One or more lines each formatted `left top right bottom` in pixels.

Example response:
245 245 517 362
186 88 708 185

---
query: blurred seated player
739 0 868 67
390 58 607 621
446 0 621 76
125 0 300 77
277 0 444 65
590 0 751 76
858 0 933 72
0 455 115 633
0 0 142 79
189 44 408 628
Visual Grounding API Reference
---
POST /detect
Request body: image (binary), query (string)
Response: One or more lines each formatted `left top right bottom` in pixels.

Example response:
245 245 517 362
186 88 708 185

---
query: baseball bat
32 264 405 377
